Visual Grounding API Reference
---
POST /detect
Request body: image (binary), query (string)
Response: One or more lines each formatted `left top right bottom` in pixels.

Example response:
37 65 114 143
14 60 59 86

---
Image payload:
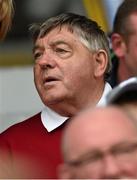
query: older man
59 106 137 179
0 13 111 178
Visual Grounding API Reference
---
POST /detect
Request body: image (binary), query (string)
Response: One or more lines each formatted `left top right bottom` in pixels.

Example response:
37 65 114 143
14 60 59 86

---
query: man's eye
55 48 68 53
113 143 137 156
34 52 42 59
55 47 72 58
79 153 103 166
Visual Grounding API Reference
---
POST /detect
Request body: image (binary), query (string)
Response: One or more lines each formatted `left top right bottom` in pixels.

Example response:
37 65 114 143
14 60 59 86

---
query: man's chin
42 96 64 106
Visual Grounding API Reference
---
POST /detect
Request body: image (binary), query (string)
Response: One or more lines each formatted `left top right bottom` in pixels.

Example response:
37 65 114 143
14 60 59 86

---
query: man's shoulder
21 112 42 125
0 112 42 138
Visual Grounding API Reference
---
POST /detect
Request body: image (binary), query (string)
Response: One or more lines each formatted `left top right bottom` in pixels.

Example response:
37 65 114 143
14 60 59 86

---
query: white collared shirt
41 82 112 132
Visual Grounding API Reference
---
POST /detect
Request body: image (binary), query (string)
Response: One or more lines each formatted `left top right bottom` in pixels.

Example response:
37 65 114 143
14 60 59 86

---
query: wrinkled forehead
35 27 81 47
38 24 76 40
33 26 89 53
35 26 80 44
34 25 92 52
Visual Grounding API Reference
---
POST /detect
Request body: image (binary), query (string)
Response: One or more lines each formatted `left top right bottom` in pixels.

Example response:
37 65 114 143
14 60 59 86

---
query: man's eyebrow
111 141 137 149
32 45 39 53
76 149 101 160
67 149 101 166
50 40 70 47
32 45 44 53
32 41 70 53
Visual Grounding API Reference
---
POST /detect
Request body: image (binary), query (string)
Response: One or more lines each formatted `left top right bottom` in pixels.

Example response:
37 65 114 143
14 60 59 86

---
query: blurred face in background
112 13 137 78
60 107 137 179
123 13 137 76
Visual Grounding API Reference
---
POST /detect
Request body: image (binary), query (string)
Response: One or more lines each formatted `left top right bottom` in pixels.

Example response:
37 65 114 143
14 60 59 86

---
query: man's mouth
44 76 59 84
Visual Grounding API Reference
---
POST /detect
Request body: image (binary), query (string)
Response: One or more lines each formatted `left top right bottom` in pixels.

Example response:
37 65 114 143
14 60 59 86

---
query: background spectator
59 106 137 179
109 0 137 87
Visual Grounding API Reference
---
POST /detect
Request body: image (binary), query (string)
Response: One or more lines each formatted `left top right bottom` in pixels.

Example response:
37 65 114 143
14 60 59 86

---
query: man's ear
94 49 108 78
57 163 73 179
111 33 126 58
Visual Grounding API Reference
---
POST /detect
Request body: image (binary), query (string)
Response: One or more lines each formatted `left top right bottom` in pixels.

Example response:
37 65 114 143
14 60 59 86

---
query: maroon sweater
0 113 66 178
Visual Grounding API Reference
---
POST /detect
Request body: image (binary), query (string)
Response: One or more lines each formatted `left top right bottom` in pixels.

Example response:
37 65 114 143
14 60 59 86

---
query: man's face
124 13 137 76
33 27 96 112
63 108 137 179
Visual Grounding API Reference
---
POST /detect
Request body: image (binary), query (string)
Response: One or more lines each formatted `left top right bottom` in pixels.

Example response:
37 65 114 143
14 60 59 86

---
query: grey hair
30 13 112 78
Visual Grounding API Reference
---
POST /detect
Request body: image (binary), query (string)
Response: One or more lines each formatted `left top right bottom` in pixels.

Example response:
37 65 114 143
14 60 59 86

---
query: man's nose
102 154 121 178
36 52 57 69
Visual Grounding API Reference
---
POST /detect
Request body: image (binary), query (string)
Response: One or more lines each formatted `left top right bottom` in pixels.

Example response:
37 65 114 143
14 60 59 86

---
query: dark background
6 0 86 41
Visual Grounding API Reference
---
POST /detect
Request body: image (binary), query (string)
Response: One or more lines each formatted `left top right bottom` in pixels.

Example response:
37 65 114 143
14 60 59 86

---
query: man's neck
48 80 105 117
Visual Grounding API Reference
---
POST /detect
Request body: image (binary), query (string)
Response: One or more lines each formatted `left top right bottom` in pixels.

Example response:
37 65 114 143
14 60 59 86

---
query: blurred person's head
107 77 137 121
29 13 111 117
111 0 137 82
0 0 14 40
59 106 137 179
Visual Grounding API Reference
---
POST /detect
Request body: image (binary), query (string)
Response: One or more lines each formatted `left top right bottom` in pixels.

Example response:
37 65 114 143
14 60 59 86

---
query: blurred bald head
59 106 137 179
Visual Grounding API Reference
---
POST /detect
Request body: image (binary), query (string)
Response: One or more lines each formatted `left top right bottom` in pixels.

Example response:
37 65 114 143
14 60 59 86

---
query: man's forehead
68 107 137 139
34 30 80 50
36 26 78 43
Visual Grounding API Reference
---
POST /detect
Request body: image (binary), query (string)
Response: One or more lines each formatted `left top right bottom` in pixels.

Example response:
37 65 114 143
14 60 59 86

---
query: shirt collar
41 106 68 132
97 82 112 107
41 82 112 132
